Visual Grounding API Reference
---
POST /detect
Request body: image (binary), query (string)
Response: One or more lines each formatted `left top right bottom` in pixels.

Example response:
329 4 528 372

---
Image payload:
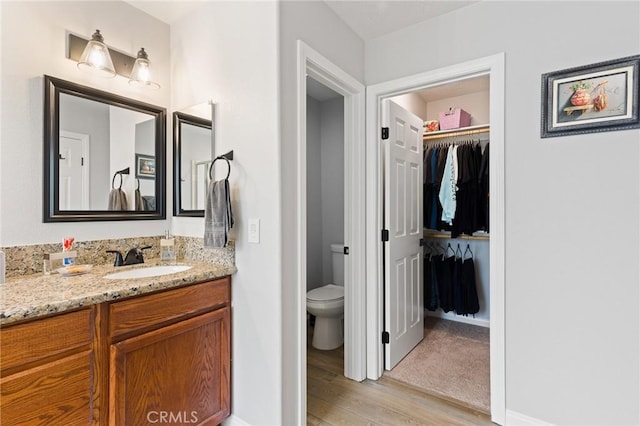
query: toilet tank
330 243 344 286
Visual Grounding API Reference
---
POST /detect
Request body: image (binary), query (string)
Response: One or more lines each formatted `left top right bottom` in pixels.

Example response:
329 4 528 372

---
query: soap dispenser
160 230 176 264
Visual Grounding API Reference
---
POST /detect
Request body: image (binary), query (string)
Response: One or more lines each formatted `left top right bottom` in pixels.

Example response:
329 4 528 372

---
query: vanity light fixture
76 30 116 78
129 48 161 89
68 31 160 89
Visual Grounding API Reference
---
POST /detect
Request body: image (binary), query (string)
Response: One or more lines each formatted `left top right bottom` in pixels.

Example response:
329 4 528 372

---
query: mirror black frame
173 111 212 217
43 75 166 222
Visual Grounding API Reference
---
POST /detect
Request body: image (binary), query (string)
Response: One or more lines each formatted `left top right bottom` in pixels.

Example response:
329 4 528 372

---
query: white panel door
384 100 424 369
59 132 89 210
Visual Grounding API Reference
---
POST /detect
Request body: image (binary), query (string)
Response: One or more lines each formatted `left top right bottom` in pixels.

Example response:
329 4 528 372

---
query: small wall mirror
173 108 213 217
44 75 166 222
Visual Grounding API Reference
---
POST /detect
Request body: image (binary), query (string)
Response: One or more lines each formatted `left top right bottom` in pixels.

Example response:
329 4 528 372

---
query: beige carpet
384 316 490 413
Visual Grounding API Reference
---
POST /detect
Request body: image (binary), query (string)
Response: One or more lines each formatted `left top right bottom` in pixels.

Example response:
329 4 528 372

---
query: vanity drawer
0 308 93 376
109 277 230 340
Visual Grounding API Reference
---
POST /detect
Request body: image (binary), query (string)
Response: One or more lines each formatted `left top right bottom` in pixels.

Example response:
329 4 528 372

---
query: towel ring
112 172 124 189
209 156 231 180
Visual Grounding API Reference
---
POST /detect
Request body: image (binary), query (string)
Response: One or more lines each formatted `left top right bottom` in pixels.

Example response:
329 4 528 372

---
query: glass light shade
129 48 160 89
77 30 116 78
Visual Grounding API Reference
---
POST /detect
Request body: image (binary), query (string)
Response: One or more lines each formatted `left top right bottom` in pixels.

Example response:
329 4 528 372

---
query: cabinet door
0 350 94 425
109 307 230 425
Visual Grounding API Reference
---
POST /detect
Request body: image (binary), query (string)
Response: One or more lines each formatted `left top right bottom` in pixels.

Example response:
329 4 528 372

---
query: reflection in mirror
173 109 213 217
44 75 166 222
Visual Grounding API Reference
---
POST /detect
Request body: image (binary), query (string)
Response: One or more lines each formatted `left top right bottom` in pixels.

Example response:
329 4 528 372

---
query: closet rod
424 229 490 241
423 124 490 141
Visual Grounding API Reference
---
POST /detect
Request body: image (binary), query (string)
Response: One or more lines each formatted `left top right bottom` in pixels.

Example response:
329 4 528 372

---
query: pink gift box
438 108 471 130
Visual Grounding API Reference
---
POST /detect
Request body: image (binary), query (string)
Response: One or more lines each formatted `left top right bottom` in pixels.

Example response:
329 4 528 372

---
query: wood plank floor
307 341 492 425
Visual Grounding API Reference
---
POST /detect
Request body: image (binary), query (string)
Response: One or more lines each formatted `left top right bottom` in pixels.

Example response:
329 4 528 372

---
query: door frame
294 40 367 421
365 53 506 425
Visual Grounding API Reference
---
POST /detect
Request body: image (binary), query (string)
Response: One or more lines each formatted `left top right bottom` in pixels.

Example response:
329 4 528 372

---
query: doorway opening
295 40 367 425
305 75 345 353
365 53 506 425
382 75 491 413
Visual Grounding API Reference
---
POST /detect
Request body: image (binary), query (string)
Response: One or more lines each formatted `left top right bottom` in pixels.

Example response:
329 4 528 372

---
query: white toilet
306 243 345 350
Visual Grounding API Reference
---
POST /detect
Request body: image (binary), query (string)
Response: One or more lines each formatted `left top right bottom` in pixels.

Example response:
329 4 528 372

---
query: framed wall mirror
173 110 213 217
44 75 166 222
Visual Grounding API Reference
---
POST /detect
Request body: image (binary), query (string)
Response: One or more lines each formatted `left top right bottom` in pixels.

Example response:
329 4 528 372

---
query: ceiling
126 0 479 40
126 0 484 101
323 0 478 41
124 1 207 25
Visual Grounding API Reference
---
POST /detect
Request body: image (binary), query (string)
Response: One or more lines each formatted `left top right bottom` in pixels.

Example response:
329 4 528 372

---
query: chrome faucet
107 246 151 267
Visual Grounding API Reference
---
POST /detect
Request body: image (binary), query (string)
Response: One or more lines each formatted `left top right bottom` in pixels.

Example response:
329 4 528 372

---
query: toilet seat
307 284 343 302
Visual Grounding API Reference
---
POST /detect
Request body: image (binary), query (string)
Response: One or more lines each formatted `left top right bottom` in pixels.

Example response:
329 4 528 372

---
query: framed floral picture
541 55 640 138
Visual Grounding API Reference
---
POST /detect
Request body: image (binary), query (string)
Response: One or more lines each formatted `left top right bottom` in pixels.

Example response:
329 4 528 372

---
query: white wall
170 2 281 425
366 1 640 424
320 97 344 284
389 92 427 120
0 1 171 246
307 96 323 290
280 1 364 423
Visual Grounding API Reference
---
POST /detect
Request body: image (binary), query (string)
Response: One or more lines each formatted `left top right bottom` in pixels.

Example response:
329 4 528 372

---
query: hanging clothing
424 252 439 311
439 146 457 225
478 143 490 232
435 147 450 231
423 147 435 229
450 143 478 237
460 257 480 315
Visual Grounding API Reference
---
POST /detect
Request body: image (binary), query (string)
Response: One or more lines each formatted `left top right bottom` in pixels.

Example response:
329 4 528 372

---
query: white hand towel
204 179 233 248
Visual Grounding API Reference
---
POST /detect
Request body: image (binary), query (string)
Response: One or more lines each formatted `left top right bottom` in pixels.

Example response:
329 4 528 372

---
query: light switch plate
248 218 260 243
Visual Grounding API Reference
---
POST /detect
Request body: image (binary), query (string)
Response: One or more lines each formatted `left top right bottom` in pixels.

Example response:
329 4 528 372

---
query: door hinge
381 229 389 242
419 238 426 246
381 127 389 140
343 246 349 255
81 157 84 166
382 331 390 344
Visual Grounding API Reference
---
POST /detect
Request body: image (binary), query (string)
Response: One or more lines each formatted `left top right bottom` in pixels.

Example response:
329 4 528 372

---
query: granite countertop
0 259 236 325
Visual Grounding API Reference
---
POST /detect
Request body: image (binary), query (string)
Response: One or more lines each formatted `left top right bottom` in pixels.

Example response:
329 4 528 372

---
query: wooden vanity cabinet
106 277 231 426
0 276 231 426
0 308 96 425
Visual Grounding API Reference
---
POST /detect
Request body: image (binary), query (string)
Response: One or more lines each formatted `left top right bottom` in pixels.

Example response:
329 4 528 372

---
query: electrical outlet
248 218 260 243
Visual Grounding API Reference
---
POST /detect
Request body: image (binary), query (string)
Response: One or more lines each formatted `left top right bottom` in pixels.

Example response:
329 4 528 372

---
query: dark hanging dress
478 143 490 232
461 257 480 315
424 253 439 311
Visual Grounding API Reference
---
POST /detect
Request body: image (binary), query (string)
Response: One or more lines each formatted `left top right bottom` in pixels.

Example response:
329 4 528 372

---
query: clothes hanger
464 243 474 260
445 242 455 258
456 243 462 259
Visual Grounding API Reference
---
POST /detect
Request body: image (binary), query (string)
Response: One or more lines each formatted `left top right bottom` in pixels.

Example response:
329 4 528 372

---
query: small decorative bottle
160 230 176 264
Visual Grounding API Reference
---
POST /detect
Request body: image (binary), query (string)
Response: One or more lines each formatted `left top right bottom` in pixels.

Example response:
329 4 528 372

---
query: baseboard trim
506 409 553 426
425 310 490 328
222 414 250 426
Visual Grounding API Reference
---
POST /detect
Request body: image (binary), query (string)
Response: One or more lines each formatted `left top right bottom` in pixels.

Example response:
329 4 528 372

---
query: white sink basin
103 265 192 279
